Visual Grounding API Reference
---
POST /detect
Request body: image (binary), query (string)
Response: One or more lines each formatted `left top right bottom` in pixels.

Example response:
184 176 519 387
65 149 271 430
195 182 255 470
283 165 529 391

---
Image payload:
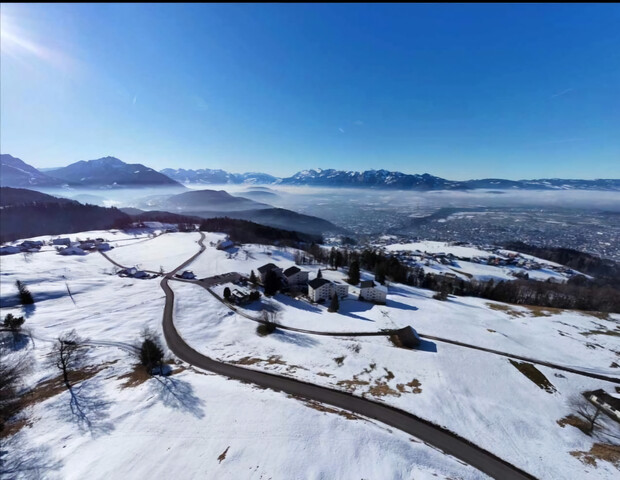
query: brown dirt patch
571 443 620 467
367 382 400 398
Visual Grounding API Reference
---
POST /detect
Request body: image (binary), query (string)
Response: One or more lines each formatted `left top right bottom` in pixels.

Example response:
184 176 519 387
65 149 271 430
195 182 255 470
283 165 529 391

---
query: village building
257 263 283 283
0 246 21 255
52 237 71 246
180 270 196 279
282 266 309 287
308 278 349 303
359 280 387 304
58 246 87 256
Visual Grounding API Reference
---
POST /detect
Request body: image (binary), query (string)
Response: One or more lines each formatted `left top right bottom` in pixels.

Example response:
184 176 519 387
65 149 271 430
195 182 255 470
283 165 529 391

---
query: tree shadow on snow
150 375 205 419
0 437 63 480
52 378 115 438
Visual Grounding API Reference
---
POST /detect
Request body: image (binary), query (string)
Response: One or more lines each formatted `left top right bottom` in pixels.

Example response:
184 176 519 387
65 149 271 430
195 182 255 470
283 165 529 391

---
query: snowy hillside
1 230 618 479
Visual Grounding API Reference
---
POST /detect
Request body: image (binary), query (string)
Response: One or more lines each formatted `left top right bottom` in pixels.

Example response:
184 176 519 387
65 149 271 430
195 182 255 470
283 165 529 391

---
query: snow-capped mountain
160 168 279 185
48 157 184 188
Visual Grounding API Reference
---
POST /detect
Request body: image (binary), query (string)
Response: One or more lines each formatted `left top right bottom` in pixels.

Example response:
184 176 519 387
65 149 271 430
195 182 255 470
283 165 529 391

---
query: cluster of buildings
255 263 388 304
118 267 153 279
0 239 45 255
56 237 112 256
0 237 112 256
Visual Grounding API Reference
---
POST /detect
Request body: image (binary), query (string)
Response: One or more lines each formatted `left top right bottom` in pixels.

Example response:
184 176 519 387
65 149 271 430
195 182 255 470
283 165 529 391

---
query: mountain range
2 154 619 191
162 166 620 191
1 154 184 189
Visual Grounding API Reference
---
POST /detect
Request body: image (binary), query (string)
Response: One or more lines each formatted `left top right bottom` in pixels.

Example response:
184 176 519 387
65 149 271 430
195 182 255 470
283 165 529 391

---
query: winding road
157 232 537 480
96 231 616 478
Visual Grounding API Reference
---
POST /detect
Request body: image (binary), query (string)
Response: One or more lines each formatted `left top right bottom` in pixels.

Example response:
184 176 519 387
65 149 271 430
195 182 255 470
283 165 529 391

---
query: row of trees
300 244 620 313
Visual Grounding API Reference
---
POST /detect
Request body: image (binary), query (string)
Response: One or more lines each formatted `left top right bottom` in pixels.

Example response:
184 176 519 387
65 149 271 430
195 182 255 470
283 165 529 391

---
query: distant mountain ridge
162 166 620 191
48 156 185 188
160 168 278 185
2 154 618 191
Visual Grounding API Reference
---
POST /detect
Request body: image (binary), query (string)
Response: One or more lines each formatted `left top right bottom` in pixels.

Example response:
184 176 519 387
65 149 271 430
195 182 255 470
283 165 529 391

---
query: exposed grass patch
486 303 526 318
2 363 110 438
231 355 286 366
367 382 400 397
118 363 151 389
336 379 370 391
509 360 556 393
557 414 592 435
570 443 620 467
396 379 422 394
290 396 359 420
581 328 620 338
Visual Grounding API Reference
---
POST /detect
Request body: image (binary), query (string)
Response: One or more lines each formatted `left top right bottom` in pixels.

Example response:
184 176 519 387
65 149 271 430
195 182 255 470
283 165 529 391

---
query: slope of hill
0 154 64 187
140 189 345 236
48 157 185 188
0 187 129 242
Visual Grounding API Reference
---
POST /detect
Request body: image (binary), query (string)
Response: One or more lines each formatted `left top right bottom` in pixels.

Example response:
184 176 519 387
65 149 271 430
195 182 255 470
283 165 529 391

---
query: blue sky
1 3 619 179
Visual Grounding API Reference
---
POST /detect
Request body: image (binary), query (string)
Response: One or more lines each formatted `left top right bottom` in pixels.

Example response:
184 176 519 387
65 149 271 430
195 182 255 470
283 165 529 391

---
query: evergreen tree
347 260 360 285
317 269 323 279
328 293 340 313
3 313 25 332
249 270 258 284
15 280 34 305
223 287 231 299
263 270 280 296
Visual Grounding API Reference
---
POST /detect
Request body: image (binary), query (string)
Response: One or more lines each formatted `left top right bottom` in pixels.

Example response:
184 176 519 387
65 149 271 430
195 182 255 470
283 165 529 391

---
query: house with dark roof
283 266 308 287
257 263 283 284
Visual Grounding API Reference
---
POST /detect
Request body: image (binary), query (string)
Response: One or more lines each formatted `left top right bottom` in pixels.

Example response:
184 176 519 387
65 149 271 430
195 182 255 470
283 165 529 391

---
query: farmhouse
359 280 387 304
308 278 349 303
180 270 196 279
283 266 309 287
257 263 283 283
58 246 87 256
0 246 21 255
52 237 71 246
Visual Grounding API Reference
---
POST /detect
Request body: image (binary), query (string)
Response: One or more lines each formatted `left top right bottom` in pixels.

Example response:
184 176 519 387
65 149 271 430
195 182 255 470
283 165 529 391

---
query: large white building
359 280 387 304
308 278 349 303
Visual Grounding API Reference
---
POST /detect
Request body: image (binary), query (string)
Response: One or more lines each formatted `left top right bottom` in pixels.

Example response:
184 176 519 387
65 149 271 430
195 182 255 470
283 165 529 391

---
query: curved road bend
160 233 536 480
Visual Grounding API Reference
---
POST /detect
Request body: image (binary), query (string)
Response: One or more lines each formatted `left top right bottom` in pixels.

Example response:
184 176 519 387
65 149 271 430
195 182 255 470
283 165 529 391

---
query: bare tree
0 344 31 433
51 330 87 388
570 393 604 435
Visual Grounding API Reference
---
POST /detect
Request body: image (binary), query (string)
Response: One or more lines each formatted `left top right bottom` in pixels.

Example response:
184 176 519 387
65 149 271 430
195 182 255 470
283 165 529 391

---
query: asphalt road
159 233 537 480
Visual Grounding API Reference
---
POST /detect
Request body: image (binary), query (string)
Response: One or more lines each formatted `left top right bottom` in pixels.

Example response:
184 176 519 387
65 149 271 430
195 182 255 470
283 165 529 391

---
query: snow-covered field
0 231 484 480
2 230 618 479
381 240 576 282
